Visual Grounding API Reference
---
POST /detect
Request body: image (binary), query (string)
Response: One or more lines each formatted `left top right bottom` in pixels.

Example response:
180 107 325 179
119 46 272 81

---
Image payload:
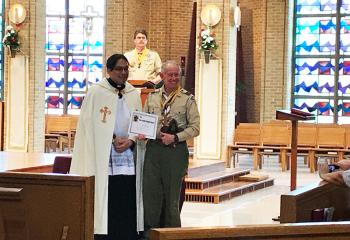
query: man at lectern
70 54 144 239
125 29 162 87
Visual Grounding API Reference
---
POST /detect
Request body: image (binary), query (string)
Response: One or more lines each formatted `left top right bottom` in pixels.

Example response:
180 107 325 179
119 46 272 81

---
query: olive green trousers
143 140 189 238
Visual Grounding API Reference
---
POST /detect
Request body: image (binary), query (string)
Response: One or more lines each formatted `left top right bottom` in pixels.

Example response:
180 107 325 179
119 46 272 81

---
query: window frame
45 0 104 114
291 0 350 123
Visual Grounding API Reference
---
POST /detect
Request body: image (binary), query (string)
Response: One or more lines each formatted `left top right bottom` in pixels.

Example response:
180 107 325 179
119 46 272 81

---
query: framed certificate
128 111 158 139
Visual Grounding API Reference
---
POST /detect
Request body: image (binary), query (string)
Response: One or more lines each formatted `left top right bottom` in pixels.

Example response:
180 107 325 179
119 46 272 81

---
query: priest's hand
113 137 133 153
137 134 147 141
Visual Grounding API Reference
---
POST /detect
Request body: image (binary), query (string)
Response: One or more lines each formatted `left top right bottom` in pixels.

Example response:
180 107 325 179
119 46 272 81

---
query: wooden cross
100 106 111 123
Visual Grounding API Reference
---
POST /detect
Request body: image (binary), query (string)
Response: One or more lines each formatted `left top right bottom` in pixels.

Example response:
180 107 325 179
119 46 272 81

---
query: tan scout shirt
144 87 200 142
125 49 162 82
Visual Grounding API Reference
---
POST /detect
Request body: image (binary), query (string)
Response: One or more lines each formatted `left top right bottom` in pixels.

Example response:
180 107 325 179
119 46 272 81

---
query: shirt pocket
128 65 137 73
171 106 187 126
143 57 155 71
147 103 162 115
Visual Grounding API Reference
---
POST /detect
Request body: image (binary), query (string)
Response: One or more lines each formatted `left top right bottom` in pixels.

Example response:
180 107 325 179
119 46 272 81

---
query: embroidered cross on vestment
100 106 111 123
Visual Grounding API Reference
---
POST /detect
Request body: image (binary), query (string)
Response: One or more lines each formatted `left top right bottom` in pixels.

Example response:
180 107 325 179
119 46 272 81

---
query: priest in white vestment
70 54 144 239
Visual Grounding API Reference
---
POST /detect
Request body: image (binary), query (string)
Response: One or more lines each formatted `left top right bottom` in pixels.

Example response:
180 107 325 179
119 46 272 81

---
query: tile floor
181 155 321 227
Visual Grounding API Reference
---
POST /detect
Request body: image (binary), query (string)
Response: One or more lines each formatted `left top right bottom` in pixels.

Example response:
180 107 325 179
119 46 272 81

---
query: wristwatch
174 134 179 144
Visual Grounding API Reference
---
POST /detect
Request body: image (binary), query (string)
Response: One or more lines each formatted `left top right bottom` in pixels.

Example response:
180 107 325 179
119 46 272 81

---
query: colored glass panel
338 58 350 97
340 17 350 55
67 93 85 115
45 93 64 115
296 0 337 14
46 1 104 114
67 56 86 91
341 0 350 13
46 56 65 91
87 18 104 54
46 17 65 53
68 17 104 54
295 17 335 55
69 18 85 52
294 98 334 122
338 100 350 123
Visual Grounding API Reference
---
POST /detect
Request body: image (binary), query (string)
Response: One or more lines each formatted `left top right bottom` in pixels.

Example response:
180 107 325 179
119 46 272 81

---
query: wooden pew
280 181 350 223
259 123 291 171
342 124 350 158
315 124 346 163
227 123 261 169
150 222 350 239
45 115 77 153
228 122 350 172
296 123 317 172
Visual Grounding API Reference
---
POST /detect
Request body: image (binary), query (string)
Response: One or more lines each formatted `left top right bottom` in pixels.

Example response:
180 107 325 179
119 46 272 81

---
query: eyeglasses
165 73 180 78
113 66 129 72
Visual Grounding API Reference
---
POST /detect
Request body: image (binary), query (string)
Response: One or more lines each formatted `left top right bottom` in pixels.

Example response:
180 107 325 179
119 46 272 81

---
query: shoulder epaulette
151 89 160 93
181 88 194 97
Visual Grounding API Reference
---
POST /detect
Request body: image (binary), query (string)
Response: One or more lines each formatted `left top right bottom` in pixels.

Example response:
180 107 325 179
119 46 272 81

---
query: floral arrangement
2 25 20 51
198 28 218 51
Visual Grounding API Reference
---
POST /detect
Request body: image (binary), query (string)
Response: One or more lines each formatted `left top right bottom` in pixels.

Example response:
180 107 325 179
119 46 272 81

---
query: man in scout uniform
125 29 162 86
142 60 200 238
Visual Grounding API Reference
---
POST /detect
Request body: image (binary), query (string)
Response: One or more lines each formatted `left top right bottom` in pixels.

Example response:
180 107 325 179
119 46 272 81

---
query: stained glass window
0 1 4 100
292 0 350 123
45 0 104 114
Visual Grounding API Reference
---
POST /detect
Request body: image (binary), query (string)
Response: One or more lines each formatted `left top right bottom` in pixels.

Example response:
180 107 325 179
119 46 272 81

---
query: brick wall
262 0 288 122
148 0 194 64
29 0 46 152
240 0 265 123
240 0 288 123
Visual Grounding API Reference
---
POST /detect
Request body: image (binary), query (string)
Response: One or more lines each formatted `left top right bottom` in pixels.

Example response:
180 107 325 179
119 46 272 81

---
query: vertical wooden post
290 120 298 191
276 109 314 191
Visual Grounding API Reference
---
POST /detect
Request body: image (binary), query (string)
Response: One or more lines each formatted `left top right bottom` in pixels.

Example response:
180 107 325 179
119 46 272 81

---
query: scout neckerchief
135 48 149 68
160 86 181 124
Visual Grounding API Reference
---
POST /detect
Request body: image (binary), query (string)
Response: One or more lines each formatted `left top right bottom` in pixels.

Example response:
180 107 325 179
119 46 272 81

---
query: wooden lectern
276 109 315 191
128 80 155 106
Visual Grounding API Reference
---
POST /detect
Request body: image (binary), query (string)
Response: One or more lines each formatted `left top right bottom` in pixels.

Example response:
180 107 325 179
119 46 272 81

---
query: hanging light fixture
8 4 27 26
200 4 222 28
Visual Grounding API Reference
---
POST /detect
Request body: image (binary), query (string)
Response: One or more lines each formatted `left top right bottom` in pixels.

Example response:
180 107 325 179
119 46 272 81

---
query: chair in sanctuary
52 156 72 174
45 115 72 153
